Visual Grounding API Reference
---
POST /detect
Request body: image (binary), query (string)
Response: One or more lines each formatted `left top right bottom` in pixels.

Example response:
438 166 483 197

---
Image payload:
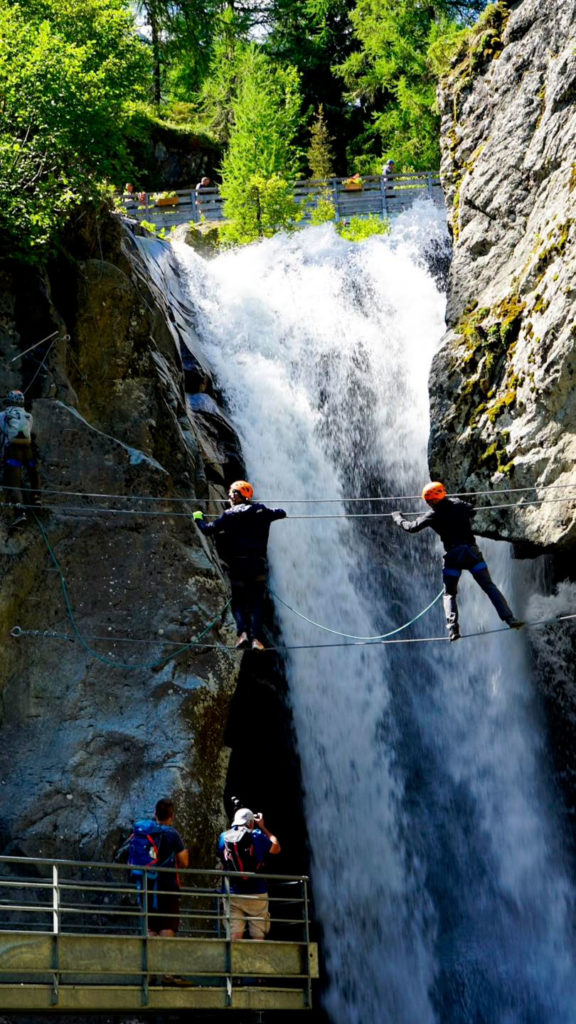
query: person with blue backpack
218 804 281 940
0 390 41 531
128 798 189 940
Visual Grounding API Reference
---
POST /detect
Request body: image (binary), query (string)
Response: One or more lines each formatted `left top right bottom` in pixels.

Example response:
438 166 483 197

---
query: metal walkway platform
0 855 319 1011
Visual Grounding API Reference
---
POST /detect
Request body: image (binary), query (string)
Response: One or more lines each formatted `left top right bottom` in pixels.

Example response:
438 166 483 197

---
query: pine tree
307 106 335 180
219 47 303 244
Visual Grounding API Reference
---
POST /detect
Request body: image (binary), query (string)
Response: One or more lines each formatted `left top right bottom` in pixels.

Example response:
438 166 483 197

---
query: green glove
193 510 204 521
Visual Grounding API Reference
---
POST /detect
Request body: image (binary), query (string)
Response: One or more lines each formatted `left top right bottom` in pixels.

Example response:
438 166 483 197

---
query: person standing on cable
193 480 286 651
392 482 523 642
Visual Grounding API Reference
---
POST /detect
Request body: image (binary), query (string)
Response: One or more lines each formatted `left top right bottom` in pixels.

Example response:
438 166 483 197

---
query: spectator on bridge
218 806 281 940
147 799 191 986
195 176 211 216
123 182 137 207
193 480 286 651
195 175 211 193
382 159 395 189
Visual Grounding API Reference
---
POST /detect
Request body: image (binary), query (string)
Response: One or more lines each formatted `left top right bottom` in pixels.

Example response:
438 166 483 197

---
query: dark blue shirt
198 502 286 561
155 825 185 892
397 498 476 552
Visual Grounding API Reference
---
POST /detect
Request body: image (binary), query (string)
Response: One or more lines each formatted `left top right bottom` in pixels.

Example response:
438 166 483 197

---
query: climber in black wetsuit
392 482 523 642
193 480 286 651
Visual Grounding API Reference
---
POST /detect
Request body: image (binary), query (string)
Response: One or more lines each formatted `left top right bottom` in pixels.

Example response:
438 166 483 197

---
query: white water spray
137 204 576 1022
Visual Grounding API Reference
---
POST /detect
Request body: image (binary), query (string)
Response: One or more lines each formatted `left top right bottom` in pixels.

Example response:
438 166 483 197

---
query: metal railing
0 855 316 1010
120 171 443 230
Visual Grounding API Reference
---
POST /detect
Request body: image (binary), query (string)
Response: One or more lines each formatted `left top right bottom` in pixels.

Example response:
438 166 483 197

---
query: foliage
220 174 302 246
219 48 303 244
265 0 360 172
134 0 222 103
309 197 337 224
307 106 336 179
337 0 488 169
119 100 219 190
190 12 252 146
337 214 390 241
0 0 148 260
139 219 168 238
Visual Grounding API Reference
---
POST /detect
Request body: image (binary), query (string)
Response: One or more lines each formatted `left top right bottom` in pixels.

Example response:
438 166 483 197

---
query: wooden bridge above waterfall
0 855 318 1013
120 171 444 232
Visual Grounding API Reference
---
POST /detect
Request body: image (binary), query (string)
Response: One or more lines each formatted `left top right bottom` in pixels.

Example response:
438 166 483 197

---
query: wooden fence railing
120 172 443 231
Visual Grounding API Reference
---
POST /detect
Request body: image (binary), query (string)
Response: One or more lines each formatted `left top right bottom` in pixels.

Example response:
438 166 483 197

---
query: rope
169 611 576 650
11 570 576 656
31 513 231 671
271 589 444 640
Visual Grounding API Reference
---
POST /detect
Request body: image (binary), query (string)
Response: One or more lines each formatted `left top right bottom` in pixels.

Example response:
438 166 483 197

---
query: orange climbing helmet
229 480 254 500
422 481 447 505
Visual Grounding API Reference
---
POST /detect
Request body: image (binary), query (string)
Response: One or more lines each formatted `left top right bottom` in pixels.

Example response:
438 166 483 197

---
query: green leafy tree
221 173 301 245
136 0 223 104
0 0 148 259
189 9 251 145
265 0 360 171
337 213 390 240
337 0 487 169
307 105 335 179
219 48 303 244
309 197 337 224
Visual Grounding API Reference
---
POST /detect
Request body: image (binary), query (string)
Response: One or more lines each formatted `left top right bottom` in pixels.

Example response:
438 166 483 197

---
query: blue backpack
128 819 176 908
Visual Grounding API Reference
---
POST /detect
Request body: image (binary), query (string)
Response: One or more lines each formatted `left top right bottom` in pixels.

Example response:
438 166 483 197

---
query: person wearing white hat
218 806 281 939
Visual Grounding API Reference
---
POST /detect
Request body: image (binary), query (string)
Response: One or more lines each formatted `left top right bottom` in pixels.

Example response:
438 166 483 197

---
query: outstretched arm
391 510 435 534
193 509 228 535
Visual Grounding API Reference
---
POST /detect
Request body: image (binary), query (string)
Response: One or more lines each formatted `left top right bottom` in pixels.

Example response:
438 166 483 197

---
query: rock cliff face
431 0 576 553
0 211 251 865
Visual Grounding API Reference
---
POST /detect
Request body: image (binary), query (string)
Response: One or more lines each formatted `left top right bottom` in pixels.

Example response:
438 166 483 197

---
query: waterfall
136 204 576 1022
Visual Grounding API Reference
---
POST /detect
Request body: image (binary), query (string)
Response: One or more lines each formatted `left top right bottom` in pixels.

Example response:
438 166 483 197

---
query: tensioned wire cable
3 494 576 520
10 516 575 660
31 513 231 671
24 514 448 650
2 481 576 504
11 614 576 654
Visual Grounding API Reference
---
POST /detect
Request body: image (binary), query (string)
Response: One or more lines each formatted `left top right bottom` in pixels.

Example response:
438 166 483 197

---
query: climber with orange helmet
193 481 286 651
391 482 523 641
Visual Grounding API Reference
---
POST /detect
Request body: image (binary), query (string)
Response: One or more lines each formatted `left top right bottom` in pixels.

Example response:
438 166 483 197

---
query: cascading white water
137 205 576 1022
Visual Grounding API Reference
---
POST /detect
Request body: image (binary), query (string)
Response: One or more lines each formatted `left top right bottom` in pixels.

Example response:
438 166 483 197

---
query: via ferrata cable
31 513 230 671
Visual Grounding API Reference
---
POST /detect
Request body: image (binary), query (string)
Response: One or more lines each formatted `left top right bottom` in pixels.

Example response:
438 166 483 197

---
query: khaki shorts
223 893 270 939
